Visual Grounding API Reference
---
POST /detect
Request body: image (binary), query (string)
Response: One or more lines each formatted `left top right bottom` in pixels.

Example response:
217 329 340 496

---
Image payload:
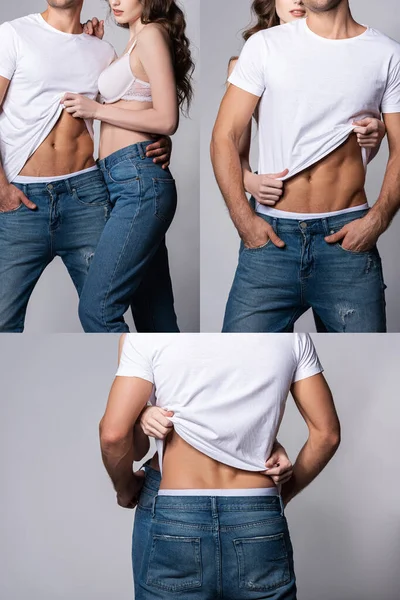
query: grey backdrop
0 0 199 332
0 333 399 600
200 0 400 332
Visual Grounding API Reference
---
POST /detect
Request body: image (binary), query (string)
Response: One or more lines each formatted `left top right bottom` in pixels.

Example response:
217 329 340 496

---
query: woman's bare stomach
19 111 95 177
99 99 154 160
156 432 276 490
270 134 368 214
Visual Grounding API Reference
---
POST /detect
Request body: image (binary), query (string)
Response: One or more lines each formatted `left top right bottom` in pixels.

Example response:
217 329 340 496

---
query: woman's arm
63 24 179 136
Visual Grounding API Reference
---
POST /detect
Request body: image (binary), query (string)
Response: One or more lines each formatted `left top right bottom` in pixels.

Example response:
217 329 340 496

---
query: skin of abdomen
159 430 276 490
99 99 154 160
276 134 367 213
20 111 96 177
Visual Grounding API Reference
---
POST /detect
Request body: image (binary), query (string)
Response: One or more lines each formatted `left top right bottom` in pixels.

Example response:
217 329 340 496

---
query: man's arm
0 76 36 211
210 84 284 249
99 375 153 507
281 373 341 506
325 113 400 252
117 334 150 462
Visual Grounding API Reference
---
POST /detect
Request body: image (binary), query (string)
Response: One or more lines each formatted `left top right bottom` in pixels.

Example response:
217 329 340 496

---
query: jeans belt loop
279 495 285 517
151 494 157 518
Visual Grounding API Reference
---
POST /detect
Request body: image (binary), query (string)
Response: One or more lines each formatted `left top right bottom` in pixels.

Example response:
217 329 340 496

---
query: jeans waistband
152 494 283 514
12 167 105 195
97 141 154 171
260 207 369 234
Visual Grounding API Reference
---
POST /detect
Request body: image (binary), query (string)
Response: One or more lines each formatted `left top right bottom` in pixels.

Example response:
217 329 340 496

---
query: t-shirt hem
227 74 263 97
0 67 13 80
381 104 400 113
115 367 154 384
293 364 324 383
173 424 266 473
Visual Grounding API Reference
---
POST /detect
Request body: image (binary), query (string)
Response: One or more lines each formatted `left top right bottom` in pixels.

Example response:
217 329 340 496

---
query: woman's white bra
98 40 152 104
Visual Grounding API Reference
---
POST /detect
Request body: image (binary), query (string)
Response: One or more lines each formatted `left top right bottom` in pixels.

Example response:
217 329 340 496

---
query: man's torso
243 20 400 212
0 14 115 180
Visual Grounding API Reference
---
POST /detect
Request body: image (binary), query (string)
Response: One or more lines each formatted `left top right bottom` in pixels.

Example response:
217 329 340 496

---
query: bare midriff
19 111 96 177
99 98 153 160
152 431 276 490
273 134 367 213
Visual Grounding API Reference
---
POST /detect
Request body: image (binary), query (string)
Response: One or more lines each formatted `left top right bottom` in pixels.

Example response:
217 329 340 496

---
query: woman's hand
262 441 293 485
146 136 172 169
82 17 104 39
353 117 386 148
61 93 101 119
244 169 289 206
140 406 174 440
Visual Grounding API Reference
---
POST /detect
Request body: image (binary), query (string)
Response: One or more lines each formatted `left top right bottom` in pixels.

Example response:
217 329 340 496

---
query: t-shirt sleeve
293 334 323 382
381 57 400 113
0 23 19 80
115 335 154 383
227 32 267 97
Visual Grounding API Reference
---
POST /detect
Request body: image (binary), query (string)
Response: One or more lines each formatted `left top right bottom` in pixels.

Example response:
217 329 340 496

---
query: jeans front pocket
72 180 110 207
107 158 140 184
146 534 202 592
234 533 291 592
152 177 177 223
0 201 26 215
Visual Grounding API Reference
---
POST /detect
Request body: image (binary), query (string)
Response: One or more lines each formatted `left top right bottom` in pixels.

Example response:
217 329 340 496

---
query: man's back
117 333 323 473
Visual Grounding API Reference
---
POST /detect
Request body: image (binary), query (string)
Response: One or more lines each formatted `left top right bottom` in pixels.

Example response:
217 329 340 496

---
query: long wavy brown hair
107 0 194 113
243 0 280 41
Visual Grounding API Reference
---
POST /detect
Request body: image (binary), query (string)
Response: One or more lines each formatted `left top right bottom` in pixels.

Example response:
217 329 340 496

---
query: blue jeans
78 142 179 333
133 467 296 600
223 207 387 333
0 169 110 332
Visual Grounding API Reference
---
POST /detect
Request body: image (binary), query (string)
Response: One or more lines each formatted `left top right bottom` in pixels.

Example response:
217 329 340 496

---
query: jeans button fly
300 221 307 229
47 184 53 191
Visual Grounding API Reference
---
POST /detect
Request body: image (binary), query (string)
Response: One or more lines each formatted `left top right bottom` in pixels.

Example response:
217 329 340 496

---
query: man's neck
41 8 83 35
306 4 364 40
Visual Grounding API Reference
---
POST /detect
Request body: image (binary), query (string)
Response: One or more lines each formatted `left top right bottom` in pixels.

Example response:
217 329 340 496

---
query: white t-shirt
229 19 400 196
0 14 115 182
116 333 323 473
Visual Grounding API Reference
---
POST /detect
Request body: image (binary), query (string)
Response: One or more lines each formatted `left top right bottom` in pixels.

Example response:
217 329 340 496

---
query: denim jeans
0 169 110 332
223 207 387 333
132 464 162 591
78 142 179 333
133 467 296 600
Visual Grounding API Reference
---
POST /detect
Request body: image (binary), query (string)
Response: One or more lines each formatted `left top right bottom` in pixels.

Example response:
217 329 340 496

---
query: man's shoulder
367 27 400 56
0 13 37 34
82 34 115 59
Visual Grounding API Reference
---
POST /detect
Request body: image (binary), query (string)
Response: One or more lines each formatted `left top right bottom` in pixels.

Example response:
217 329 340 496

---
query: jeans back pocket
152 178 177 224
234 533 291 592
146 534 202 592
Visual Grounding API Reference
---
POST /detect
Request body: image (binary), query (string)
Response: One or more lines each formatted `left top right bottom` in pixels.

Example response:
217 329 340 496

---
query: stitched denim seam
146 535 202 591
234 533 291 592
100 182 143 332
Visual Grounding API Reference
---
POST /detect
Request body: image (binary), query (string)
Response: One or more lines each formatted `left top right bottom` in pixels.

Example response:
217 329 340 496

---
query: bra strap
127 39 137 55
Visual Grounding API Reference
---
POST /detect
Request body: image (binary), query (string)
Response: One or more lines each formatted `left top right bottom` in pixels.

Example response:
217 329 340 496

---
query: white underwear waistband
256 202 369 221
12 165 99 185
158 488 279 497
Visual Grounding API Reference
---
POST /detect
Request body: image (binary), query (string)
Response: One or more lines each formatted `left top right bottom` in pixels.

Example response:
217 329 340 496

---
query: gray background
200 0 400 332
0 333 399 600
0 0 200 332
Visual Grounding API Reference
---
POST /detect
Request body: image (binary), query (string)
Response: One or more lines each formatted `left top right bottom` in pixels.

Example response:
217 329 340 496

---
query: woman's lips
290 10 306 17
113 9 123 16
